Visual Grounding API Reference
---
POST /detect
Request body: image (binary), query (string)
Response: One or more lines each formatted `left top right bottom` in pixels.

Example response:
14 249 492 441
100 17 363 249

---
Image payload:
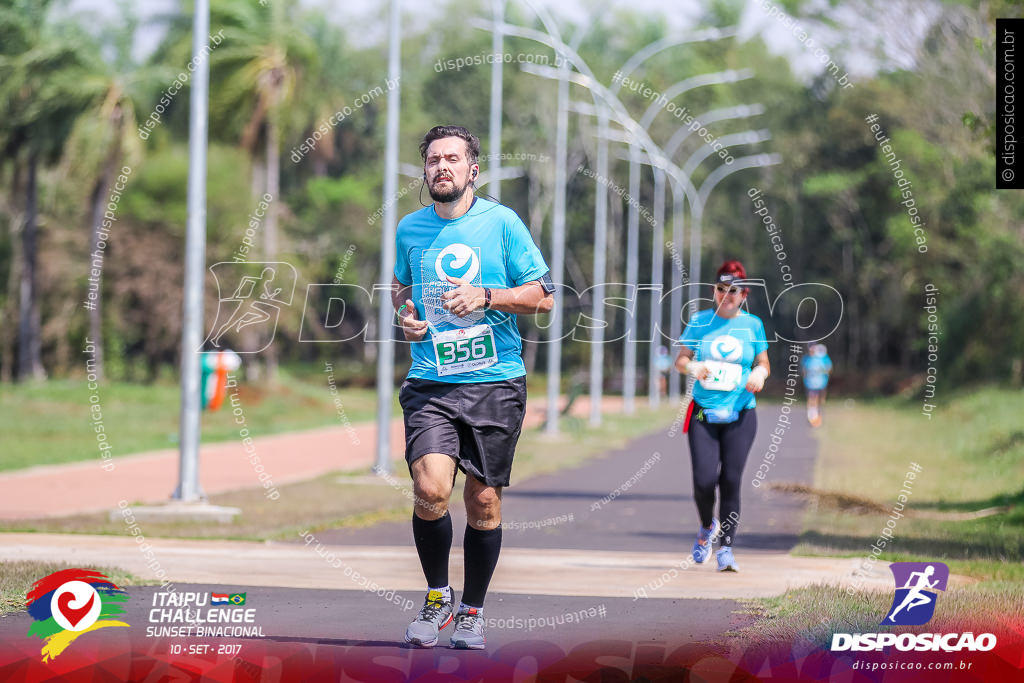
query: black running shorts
399 376 527 487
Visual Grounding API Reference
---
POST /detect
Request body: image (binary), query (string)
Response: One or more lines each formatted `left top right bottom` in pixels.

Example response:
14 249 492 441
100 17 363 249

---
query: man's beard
428 175 470 203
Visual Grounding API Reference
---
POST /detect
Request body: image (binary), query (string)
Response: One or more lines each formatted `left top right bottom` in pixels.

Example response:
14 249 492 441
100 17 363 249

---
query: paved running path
0 531 896 600
0 395 622 520
0 407 930 680
0 584 742 679
0 404 904 599
313 404 818 555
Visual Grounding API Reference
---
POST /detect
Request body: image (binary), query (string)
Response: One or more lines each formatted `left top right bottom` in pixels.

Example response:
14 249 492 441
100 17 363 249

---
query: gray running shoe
404 589 454 647
449 607 486 650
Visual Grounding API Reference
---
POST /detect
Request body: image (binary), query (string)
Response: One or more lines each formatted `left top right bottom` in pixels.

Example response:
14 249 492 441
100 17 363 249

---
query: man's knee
413 479 452 518
467 486 500 508
465 485 502 528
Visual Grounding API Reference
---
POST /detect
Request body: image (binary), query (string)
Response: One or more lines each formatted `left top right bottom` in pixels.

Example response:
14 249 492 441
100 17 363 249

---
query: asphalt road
315 403 816 554
0 582 746 681
0 402 818 681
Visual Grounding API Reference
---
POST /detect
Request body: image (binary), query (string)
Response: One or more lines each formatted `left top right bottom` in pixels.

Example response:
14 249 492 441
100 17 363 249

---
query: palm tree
205 0 318 380
61 5 164 380
207 0 318 250
296 13 362 178
0 0 100 381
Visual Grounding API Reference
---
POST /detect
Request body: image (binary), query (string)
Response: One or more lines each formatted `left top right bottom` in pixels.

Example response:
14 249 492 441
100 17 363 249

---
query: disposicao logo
831 561 997 653
26 569 129 662
883 562 947 626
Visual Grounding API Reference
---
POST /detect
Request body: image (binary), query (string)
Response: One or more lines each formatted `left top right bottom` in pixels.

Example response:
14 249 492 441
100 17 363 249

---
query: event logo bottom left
25 569 130 662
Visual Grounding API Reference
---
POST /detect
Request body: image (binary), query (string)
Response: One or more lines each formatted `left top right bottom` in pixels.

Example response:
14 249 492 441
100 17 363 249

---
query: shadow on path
313 404 818 555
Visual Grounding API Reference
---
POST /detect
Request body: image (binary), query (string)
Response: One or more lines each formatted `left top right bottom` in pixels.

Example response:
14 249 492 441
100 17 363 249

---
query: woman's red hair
717 259 746 280
716 259 749 293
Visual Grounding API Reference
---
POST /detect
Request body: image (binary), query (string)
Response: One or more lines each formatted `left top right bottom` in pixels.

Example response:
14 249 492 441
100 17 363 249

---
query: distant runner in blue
391 125 554 650
674 260 770 573
801 343 833 427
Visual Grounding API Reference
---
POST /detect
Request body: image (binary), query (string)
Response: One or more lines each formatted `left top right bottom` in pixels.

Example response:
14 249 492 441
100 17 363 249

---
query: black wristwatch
483 287 492 310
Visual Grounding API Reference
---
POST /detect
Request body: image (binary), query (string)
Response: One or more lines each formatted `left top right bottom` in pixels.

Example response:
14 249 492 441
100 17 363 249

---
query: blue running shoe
716 546 739 572
691 518 719 564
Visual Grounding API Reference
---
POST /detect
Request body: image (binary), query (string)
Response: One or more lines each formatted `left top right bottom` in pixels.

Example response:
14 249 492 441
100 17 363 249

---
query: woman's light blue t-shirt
679 309 769 412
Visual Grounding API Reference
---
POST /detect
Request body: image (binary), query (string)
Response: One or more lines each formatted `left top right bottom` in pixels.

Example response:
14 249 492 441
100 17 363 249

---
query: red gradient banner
0 623 1021 682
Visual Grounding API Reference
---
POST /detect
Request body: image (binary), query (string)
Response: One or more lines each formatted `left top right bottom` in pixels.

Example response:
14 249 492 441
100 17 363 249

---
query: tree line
0 0 1019 394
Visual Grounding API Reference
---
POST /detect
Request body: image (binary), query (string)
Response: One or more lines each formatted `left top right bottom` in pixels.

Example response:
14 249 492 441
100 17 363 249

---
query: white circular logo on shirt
434 244 479 283
710 335 743 362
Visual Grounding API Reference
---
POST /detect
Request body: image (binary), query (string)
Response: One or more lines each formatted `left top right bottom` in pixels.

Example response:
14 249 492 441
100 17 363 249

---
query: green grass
0 404 681 541
793 388 1024 562
729 581 1024 652
730 387 1024 648
1 369 383 471
1 561 145 616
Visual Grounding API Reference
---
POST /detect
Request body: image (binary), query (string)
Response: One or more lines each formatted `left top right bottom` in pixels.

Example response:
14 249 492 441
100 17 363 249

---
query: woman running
674 260 770 572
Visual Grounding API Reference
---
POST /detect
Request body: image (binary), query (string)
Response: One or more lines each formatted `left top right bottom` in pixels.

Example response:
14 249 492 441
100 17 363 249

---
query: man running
801 343 833 427
392 125 554 649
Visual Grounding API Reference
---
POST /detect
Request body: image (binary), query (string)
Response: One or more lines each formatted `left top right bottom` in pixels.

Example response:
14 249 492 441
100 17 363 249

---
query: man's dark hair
419 125 481 166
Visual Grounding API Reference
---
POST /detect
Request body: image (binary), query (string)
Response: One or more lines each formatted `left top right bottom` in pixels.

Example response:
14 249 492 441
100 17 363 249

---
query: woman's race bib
432 324 498 376
699 360 743 392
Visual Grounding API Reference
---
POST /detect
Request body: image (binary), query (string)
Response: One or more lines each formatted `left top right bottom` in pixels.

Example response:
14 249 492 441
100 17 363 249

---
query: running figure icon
886 565 939 622
210 266 286 346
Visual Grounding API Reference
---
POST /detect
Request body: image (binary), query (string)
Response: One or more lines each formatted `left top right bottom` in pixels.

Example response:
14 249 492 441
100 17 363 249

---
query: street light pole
544 53 570 435
625 68 754 410
489 0 504 202
481 18 742 424
609 28 739 96
500 16 741 423
637 70 754 130
589 106 609 426
174 0 211 503
374 0 401 475
688 153 783 317
623 144 640 414
681 130 771 181
664 104 766 159
494 22 775 426
647 166 665 406
667 175 685 401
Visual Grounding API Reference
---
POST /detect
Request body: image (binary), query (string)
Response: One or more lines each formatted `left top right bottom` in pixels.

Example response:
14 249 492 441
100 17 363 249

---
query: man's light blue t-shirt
394 197 549 383
678 309 769 412
802 354 833 390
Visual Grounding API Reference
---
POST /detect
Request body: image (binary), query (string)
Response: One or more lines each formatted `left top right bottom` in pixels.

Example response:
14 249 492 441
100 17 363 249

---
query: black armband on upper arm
537 273 556 294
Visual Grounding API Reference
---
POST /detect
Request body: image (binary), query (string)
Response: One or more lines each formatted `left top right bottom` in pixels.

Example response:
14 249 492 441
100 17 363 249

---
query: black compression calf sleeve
412 511 452 588
461 524 502 607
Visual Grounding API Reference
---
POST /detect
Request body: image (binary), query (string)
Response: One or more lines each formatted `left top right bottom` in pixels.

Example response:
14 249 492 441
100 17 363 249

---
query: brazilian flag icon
228 593 246 606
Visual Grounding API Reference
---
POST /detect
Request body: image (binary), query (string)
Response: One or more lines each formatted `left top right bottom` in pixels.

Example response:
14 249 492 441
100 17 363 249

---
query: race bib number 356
433 325 498 376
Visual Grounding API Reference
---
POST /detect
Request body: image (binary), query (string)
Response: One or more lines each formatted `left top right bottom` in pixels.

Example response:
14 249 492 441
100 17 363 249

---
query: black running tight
687 407 757 547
